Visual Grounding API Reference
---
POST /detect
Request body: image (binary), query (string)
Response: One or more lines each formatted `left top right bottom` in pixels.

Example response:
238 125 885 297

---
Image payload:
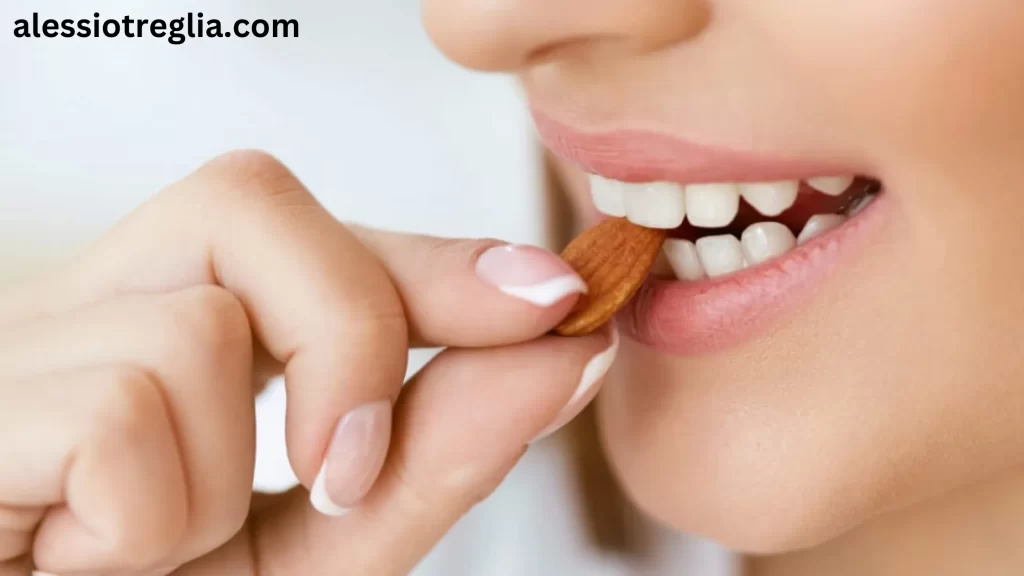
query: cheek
742 0 1024 162
596 204 1024 552
551 155 600 226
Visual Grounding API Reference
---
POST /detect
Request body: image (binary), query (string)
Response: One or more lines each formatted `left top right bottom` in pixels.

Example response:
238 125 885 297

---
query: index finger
350 225 587 348
0 150 586 496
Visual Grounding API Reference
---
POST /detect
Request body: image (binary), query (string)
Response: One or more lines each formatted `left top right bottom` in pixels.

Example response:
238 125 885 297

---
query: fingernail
476 244 587 307
310 400 392 516
534 326 620 441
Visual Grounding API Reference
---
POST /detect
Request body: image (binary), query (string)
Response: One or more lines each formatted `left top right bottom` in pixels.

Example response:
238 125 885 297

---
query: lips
533 110 887 354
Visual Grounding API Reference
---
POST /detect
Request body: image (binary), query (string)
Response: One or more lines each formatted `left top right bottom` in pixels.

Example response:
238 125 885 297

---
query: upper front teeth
589 175 629 217
623 182 686 229
589 174 858 228
806 175 854 196
685 183 740 228
738 181 799 217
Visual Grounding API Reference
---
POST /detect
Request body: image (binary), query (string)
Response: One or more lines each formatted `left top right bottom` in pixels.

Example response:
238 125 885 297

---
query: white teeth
806 176 854 196
797 214 846 244
738 181 800 217
741 222 797 265
685 183 740 228
588 174 628 217
663 239 706 281
695 235 746 278
623 182 687 229
846 193 876 216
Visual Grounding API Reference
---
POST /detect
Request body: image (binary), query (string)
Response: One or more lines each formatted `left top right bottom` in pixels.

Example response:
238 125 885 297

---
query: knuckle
384 460 434 519
423 236 503 270
194 149 309 205
90 367 187 563
93 367 166 437
160 287 253 374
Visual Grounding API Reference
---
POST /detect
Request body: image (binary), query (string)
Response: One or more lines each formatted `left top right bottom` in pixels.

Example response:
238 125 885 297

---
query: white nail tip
535 328 620 441
806 176 854 196
571 328 619 406
499 275 589 307
310 461 351 517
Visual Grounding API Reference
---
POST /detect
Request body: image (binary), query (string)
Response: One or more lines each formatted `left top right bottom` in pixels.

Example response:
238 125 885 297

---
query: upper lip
532 110 866 184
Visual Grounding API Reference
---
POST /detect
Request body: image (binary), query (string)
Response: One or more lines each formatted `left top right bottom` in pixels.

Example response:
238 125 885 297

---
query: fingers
0 150 586 507
0 288 256 573
0 150 594 572
0 367 187 572
177 327 619 576
351 226 586 347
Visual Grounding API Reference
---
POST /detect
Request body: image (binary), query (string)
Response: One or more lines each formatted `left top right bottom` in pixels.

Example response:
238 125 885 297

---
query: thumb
176 327 619 575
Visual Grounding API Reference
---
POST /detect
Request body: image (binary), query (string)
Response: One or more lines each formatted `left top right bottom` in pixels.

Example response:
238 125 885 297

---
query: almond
554 218 668 336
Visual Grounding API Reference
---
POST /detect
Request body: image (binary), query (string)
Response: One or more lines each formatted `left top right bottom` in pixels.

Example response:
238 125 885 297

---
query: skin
6 2 1024 573
0 151 614 574
424 0 1024 570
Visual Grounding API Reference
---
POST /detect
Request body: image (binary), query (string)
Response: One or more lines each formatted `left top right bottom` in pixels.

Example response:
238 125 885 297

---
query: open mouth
533 110 888 354
589 174 881 280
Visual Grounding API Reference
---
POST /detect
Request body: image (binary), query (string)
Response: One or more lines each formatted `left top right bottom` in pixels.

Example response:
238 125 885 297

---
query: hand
0 151 618 575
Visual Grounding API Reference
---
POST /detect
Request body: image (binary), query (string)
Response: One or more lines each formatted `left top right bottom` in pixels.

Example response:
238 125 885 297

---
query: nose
423 0 710 71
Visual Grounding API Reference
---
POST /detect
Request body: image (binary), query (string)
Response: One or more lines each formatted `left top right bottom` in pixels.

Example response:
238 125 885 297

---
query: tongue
668 181 863 241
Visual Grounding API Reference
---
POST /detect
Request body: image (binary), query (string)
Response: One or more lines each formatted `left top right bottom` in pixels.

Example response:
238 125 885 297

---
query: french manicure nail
310 400 392 516
476 244 588 307
535 327 620 441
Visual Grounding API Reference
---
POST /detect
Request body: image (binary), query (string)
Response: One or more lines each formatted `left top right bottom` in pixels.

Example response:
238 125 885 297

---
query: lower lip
617 195 887 355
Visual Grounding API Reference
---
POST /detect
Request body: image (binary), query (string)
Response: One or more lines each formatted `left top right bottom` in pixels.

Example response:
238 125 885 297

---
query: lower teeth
662 191 878 280
843 192 877 217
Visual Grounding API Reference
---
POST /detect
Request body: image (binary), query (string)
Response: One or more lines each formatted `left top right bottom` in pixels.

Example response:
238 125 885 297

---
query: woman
3 1 1024 574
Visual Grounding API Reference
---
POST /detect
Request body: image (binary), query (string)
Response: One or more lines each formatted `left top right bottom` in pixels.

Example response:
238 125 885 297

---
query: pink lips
533 111 866 184
532 110 886 354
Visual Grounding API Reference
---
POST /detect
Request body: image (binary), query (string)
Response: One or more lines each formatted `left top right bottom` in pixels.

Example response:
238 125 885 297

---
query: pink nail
476 244 587 307
534 327 620 441
310 400 392 516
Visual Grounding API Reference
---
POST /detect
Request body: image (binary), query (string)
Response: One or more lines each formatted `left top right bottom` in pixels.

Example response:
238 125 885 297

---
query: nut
554 218 668 336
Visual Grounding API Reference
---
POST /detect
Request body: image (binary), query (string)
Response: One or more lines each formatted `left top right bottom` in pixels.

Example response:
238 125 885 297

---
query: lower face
425 0 1024 552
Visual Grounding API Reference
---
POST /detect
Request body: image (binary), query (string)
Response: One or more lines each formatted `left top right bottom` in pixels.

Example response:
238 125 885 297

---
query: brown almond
554 218 668 336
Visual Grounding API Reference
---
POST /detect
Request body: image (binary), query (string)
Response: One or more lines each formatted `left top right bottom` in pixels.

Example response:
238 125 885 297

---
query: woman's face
423 0 1024 552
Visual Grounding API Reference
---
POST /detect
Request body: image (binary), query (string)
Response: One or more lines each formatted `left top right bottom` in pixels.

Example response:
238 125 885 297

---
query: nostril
526 36 619 66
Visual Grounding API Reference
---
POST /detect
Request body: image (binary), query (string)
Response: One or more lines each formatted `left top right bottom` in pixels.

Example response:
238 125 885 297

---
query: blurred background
0 2 733 574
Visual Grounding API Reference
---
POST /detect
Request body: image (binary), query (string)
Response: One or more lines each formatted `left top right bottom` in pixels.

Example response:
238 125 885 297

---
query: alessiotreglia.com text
13 12 299 45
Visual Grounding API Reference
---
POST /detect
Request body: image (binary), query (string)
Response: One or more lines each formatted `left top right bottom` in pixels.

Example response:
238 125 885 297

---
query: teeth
741 222 797 265
623 182 687 229
685 183 740 228
738 181 800 217
588 174 628 217
695 234 746 278
797 214 846 244
806 176 854 197
846 193 876 216
663 239 706 281
650 248 676 277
